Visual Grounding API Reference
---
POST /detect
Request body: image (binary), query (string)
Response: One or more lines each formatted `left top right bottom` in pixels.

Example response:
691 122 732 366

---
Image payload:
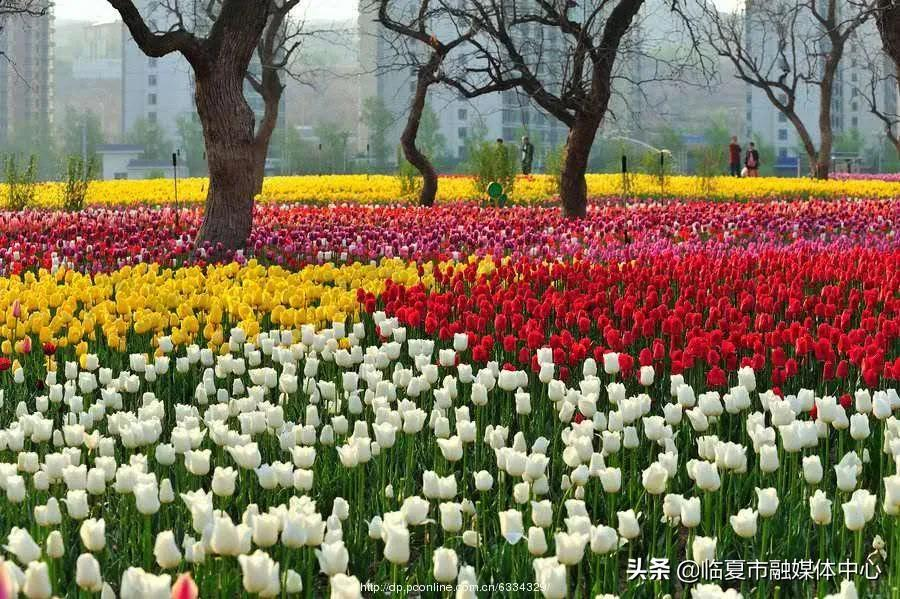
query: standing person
745 142 760 178
728 136 742 177
520 136 535 175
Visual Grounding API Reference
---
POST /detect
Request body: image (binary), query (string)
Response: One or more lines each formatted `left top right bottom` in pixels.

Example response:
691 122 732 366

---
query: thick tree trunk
814 124 832 179
193 69 265 252
401 58 440 207
877 0 900 73
816 62 838 180
559 116 600 218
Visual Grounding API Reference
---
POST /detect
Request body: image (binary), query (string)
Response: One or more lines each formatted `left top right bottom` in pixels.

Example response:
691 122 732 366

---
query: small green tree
396 146 422 199
4 154 38 210
61 155 97 212
126 118 172 162
639 150 675 194
468 140 516 203
314 122 351 174
177 114 208 176
61 109 105 165
418 105 448 168
695 146 719 196
544 143 566 197
362 97 393 172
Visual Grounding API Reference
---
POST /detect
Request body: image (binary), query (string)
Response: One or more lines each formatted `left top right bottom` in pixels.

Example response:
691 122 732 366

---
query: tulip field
0 185 898 598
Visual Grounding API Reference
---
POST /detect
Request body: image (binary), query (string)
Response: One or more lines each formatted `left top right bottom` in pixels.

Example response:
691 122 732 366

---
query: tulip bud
22 561 52 599
432 547 458 582
46 531 65 559
810 490 833 525
75 553 103 592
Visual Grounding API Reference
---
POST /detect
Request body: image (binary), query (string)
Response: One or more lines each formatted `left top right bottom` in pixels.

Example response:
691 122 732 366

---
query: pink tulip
0 560 14 599
171 572 199 599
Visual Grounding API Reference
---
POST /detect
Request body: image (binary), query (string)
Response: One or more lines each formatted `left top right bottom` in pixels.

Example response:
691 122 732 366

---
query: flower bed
1 173 898 208
0 196 897 598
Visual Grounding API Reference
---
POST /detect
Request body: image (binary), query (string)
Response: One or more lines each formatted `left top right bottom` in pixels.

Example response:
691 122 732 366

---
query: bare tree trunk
559 116 600 218
401 58 440 207
815 51 840 180
194 67 265 252
877 0 900 73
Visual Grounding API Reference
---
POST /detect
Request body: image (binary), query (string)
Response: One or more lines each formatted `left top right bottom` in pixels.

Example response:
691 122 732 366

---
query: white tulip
810 490 833 525
75 553 103 592
315 540 349 576
730 508 758 538
5 528 41 565
755 487 779 518
554 531 588 565
803 455 823 485
692 536 717 563
617 510 641 540
22 561 52 599
45 531 64 559
80 519 106 552
432 547 458 582
499 509 524 544
154 531 182 569
237 550 280 595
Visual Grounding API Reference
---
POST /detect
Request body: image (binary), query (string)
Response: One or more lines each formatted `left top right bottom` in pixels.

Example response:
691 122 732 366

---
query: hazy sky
55 0 741 23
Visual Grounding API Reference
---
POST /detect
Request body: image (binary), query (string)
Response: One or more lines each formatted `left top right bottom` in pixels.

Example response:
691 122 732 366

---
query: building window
149 75 157 86
148 57 158 68
851 102 858 112
458 108 467 120
851 72 857 82
148 93 157 105
778 129 788 141
778 112 787 123
746 110 752 122
778 148 788 158
851 116 858 128
458 127 467 139
148 112 157 123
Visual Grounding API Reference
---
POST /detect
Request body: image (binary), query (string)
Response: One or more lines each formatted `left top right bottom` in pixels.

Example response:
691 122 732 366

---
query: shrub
61 155 97 212
468 140 516 203
396 148 422 199
543 143 566 197
4 154 38 211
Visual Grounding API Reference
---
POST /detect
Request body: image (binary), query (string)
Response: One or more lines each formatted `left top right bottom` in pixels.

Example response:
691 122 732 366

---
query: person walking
745 142 760 178
520 136 535 175
728 136 742 177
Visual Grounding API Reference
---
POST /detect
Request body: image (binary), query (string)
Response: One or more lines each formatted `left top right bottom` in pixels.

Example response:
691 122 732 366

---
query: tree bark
815 46 841 180
559 116 600 218
194 69 265 252
876 0 900 73
401 57 441 207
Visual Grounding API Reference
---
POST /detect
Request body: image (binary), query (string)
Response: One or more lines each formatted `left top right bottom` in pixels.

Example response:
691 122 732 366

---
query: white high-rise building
743 0 896 169
0 4 54 146
120 1 285 168
358 0 570 168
